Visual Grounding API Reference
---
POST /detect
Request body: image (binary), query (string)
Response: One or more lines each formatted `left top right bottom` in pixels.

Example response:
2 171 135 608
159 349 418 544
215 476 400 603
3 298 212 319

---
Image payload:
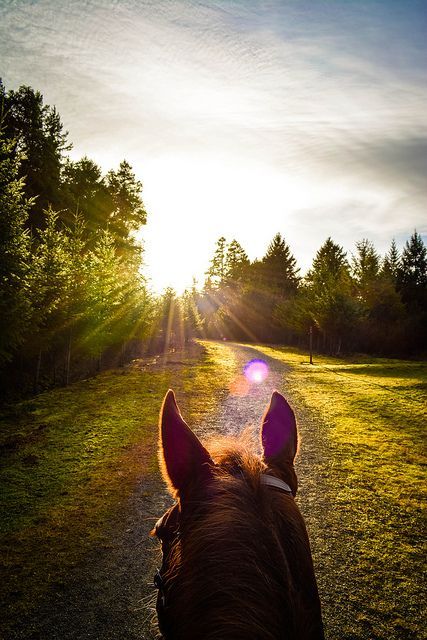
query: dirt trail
9 342 329 640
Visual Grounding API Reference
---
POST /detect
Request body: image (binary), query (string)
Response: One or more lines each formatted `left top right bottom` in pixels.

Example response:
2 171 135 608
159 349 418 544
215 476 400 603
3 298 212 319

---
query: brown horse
152 389 324 639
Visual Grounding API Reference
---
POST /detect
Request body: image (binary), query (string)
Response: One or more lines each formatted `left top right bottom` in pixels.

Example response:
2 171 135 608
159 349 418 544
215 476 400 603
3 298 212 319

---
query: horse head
152 389 324 639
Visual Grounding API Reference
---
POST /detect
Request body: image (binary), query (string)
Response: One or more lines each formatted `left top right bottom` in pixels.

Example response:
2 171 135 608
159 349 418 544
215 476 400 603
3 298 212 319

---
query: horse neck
164 482 310 639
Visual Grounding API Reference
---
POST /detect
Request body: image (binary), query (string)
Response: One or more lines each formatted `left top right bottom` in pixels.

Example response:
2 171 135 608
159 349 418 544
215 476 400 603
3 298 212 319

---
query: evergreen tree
224 239 249 285
205 237 228 289
159 288 185 350
182 281 204 341
105 160 147 254
1 83 70 229
305 238 357 353
352 239 380 291
306 237 349 288
0 130 32 364
61 156 110 235
29 209 72 346
83 229 122 357
27 208 74 387
382 239 401 282
0 82 155 391
62 157 147 259
261 233 299 296
397 231 427 328
352 239 406 353
274 288 312 337
59 213 91 381
398 231 427 289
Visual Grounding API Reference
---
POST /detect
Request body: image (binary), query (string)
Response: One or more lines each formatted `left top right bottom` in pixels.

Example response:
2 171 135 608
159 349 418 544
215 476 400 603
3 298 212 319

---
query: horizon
1 0 426 293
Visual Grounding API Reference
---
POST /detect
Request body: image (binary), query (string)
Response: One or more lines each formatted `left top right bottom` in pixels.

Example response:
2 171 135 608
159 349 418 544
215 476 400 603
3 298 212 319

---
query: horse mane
161 437 321 640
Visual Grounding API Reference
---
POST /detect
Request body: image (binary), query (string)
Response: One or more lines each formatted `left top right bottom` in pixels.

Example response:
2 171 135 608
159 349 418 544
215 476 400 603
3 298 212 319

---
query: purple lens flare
244 359 269 384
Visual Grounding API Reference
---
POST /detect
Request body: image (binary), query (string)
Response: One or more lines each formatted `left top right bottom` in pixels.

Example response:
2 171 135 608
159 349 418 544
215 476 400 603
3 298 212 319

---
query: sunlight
140 153 312 293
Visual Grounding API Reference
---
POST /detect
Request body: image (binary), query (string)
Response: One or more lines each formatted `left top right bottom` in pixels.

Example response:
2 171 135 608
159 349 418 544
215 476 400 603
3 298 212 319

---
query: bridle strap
260 474 293 495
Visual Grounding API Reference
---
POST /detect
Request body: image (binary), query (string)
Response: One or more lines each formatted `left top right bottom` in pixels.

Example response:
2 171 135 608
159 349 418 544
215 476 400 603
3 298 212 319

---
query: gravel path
194 343 288 439
9 342 330 640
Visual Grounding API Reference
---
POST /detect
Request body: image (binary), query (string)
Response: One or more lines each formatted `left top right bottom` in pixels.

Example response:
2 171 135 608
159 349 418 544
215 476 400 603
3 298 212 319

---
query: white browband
260 474 293 496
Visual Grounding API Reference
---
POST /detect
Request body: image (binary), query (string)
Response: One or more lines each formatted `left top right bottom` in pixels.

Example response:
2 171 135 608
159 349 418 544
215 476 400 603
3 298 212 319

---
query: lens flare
244 359 269 384
229 375 250 396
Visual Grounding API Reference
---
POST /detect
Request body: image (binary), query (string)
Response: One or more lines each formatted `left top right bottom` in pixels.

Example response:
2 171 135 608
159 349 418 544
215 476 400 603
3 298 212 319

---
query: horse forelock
159 439 320 640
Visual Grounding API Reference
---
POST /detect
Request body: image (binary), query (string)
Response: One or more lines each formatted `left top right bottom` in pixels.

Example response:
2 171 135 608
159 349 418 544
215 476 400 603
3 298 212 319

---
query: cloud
356 136 427 190
1 0 426 289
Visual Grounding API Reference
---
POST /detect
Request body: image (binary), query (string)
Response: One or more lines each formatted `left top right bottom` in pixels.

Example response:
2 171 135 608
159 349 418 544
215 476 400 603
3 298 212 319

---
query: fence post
309 325 313 365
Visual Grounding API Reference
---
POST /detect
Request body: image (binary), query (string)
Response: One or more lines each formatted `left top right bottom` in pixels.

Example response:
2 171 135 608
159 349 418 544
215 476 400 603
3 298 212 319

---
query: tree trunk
309 326 313 365
65 332 72 385
34 347 42 393
120 342 126 367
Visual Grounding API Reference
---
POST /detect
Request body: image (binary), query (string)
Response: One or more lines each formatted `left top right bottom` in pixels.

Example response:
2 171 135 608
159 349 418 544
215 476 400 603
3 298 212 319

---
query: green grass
253 345 426 639
0 342 235 629
1 341 425 638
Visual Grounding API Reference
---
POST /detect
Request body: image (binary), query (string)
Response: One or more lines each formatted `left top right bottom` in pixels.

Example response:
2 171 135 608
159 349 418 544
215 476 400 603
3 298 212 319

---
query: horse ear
159 389 213 497
261 391 298 464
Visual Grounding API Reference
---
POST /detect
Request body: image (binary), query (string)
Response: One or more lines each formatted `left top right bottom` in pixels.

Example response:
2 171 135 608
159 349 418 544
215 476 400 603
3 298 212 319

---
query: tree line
1 80 426 397
0 81 161 396
185 231 427 355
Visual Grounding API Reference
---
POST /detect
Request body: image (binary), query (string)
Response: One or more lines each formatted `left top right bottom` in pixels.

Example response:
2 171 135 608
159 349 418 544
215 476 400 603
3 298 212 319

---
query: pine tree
304 238 357 353
105 160 147 254
307 237 349 288
261 233 299 296
61 156 110 235
205 237 228 289
1 83 70 229
397 231 427 317
159 288 185 350
60 213 91 382
352 239 380 288
224 239 249 285
83 229 121 358
29 209 72 343
61 157 147 260
182 281 204 341
382 239 401 282
0 130 32 365
1 82 155 389
399 231 427 288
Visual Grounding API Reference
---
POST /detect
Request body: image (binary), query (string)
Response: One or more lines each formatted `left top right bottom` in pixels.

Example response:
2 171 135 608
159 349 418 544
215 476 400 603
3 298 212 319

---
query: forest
1 81 427 397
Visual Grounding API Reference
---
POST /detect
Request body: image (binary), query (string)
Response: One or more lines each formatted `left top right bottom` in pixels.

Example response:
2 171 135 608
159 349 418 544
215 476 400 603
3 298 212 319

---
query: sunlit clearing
244 359 269 384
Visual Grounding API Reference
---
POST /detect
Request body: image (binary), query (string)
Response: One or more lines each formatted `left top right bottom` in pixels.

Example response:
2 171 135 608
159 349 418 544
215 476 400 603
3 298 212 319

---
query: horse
152 389 324 639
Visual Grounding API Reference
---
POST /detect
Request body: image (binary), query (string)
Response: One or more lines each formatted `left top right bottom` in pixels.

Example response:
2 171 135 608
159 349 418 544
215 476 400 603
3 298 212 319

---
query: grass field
1 341 425 639
254 345 426 639
0 342 236 634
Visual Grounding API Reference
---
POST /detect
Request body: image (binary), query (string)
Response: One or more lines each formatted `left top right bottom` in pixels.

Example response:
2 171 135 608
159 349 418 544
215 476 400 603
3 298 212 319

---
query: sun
138 152 312 295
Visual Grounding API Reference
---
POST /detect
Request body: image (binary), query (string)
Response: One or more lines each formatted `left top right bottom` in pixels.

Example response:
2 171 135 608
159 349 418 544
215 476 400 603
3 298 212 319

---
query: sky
1 0 426 293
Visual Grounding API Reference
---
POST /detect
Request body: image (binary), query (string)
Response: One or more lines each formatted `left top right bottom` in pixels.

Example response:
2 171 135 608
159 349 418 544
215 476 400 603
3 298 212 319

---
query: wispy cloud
1 0 426 289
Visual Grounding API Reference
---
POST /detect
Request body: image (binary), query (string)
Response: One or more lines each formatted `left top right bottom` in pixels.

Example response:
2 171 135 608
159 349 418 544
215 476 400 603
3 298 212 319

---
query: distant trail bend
194 341 295 439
